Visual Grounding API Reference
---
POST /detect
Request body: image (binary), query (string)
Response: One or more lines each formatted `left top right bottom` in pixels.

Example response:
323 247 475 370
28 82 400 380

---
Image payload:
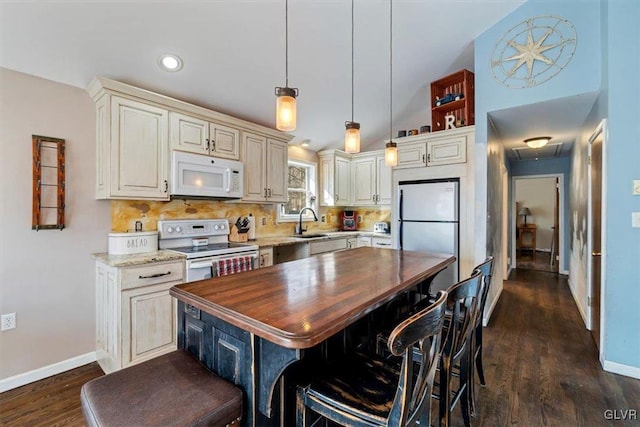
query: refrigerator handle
399 189 403 250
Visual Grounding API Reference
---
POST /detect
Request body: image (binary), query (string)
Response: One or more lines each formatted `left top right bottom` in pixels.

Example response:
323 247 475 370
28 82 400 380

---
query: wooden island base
171 247 454 426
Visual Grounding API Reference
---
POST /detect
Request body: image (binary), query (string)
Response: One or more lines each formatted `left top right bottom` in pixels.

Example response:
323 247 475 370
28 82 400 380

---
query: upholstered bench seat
81 350 242 427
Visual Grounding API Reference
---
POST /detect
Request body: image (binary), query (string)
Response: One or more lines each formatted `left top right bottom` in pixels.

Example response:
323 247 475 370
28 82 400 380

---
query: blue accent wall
476 0 640 372
602 0 640 369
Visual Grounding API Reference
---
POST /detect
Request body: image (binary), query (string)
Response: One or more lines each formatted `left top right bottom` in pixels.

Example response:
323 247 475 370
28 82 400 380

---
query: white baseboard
0 351 97 393
560 269 569 275
483 282 503 327
567 277 589 329
603 360 640 379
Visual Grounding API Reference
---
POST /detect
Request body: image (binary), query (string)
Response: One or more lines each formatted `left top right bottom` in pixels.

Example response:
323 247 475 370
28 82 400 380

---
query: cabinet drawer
310 238 347 255
121 261 184 290
372 237 393 248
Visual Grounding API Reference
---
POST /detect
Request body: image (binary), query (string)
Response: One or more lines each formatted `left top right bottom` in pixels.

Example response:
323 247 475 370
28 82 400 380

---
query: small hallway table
170 247 454 427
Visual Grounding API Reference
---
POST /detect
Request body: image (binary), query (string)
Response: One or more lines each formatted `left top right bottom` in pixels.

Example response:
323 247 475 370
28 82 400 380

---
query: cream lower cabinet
352 151 392 206
95 95 170 200
169 112 240 160
395 127 470 169
318 150 352 206
242 133 288 203
95 259 184 374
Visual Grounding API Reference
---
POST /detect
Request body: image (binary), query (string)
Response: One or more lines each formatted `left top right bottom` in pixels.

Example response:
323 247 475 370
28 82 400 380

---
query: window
278 159 317 222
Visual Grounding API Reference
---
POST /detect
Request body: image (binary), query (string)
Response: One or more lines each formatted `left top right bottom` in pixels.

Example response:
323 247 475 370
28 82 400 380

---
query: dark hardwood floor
1 269 639 426
516 250 558 273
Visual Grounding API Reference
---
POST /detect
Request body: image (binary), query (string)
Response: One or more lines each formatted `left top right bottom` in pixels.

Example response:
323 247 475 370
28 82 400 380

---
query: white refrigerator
398 179 459 292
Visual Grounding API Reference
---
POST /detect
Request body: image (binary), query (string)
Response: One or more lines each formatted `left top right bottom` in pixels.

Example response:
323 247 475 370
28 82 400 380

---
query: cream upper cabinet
88 77 294 201
319 150 352 206
352 151 391 206
241 132 288 203
107 96 169 200
169 112 240 160
395 127 470 170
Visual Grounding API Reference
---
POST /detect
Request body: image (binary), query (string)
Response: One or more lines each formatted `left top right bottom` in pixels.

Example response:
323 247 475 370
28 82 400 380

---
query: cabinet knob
163 180 168 192
205 139 210 150
264 188 268 197
211 139 216 151
422 154 426 164
427 153 431 163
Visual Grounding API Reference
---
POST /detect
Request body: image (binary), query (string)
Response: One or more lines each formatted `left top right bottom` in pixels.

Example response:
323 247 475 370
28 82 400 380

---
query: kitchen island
170 247 454 426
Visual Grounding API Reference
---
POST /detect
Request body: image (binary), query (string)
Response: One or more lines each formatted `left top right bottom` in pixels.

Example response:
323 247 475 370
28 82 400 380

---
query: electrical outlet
1 313 16 331
357 215 362 223
632 212 640 228
261 217 267 226
321 215 326 223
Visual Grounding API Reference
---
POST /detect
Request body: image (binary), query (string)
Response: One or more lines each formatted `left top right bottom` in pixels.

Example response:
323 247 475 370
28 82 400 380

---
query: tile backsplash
111 200 390 237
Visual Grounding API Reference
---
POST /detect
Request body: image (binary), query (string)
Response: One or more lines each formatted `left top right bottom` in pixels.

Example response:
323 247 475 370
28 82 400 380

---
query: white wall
515 177 556 251
0 68 110 386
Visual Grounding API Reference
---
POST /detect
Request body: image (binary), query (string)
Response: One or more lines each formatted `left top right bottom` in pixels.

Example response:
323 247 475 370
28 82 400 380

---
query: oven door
185 252 259 283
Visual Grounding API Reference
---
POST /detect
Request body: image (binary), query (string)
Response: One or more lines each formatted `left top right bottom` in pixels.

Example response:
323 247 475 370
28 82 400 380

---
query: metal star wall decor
490 15 577 88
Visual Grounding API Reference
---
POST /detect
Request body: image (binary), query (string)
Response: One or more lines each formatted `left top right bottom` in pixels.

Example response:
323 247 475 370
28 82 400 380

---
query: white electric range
158 219 259 283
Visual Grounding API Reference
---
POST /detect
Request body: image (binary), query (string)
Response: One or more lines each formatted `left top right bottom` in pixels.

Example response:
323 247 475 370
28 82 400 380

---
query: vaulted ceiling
1 0 525 153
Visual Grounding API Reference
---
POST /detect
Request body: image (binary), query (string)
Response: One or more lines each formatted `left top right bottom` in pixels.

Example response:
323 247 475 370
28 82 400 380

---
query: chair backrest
386 291 447 427
472 256 495 327
442 270 483 359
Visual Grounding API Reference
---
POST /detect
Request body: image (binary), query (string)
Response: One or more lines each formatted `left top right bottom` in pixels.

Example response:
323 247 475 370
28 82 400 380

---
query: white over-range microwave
171 151 243 199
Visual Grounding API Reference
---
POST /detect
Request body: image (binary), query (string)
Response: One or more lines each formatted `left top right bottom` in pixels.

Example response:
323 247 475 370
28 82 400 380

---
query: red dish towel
217 257 253 276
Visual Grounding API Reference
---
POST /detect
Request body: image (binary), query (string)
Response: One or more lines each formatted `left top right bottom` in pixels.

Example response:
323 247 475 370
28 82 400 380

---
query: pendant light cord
389 0 393 141
285 0 289 87
351 0 355 122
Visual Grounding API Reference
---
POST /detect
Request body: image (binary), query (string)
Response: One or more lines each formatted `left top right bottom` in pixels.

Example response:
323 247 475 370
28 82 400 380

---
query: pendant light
344 0 360 154
275 0 298 131
384 0 397 167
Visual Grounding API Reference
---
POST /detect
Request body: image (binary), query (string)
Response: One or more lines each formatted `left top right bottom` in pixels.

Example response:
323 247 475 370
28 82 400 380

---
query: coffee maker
341 210 357 231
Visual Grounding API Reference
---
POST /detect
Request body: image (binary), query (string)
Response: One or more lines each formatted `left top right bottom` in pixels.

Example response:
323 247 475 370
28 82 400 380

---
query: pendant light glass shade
524 136 551 149
385 141 397 166
276 87 297 131
344 0 361 153
384 0 396 167
345 121 360 154
275 0 298 132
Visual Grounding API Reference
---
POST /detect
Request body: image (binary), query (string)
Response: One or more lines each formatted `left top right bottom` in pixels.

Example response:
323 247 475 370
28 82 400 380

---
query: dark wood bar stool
296 291 448 427
80 350 243 427
469 256 495 416
436 270 482 427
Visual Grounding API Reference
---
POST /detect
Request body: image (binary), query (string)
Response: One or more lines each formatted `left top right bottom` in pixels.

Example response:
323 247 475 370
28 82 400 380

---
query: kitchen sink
293 233 328 239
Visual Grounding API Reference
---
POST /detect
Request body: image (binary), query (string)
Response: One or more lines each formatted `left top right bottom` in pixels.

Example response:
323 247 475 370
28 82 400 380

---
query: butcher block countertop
170 247 453 349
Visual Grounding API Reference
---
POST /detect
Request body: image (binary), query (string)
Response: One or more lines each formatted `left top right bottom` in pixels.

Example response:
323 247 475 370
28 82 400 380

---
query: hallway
453 269 640 426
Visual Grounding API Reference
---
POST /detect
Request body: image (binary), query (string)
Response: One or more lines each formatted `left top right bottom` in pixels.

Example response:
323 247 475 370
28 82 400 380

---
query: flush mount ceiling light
158 54 183 72
384 0 397 167
275 0 298 132
344 0 360 154
524 136 551 149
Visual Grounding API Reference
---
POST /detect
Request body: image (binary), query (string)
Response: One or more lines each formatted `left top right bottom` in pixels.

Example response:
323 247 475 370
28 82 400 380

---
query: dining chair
436 270 482 427
296 291 448 427
468 256 495 416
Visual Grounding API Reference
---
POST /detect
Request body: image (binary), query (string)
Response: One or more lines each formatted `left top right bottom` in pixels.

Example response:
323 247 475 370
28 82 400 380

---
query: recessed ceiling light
158 54 183 72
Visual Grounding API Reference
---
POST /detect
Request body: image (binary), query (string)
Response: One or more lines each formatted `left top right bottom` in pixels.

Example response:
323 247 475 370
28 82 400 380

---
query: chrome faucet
295 207 318 235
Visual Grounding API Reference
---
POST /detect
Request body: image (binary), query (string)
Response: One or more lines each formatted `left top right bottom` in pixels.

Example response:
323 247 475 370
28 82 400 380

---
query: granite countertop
252 231 390 248
93 250 186 267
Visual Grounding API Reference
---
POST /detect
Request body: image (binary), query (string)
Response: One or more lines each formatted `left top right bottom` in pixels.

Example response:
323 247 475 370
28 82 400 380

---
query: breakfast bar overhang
170 247 454 426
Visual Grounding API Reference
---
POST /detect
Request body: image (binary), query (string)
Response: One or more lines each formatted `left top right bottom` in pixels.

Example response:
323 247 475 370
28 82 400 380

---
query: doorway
587 120 606 354
512 174 564 273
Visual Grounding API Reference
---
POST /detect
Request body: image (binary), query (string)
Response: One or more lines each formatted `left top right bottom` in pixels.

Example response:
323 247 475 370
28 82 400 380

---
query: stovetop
169 242 258 259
